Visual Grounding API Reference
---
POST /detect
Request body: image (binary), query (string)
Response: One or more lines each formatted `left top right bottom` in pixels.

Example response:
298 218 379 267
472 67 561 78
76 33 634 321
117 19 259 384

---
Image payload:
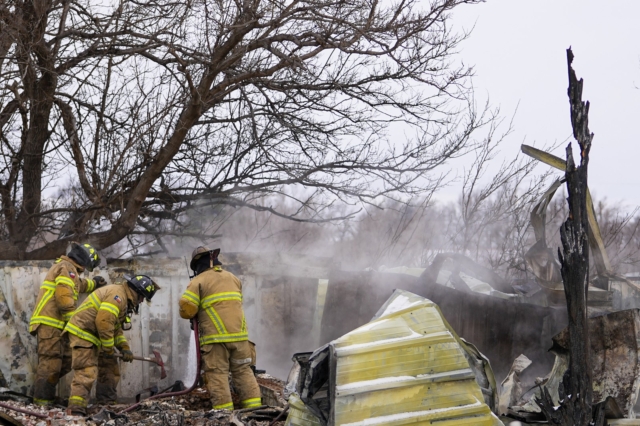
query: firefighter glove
122 349 134 362
93 276 107 288
102 346 115 358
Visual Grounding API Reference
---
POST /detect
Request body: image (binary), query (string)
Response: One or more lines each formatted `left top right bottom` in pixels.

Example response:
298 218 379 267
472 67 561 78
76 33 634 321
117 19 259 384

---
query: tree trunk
535 48 604 426
8 0 56 255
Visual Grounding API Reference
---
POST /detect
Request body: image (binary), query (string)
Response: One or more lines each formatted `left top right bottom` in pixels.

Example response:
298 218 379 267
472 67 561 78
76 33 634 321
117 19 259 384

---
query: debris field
0 375 287 426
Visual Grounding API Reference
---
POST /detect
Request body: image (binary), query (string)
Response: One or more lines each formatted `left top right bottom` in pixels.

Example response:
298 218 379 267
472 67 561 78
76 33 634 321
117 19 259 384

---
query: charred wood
535 47 603 426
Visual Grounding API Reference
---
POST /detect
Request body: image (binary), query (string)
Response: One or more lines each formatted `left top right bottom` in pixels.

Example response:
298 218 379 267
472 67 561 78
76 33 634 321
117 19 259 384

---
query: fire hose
120 317 201 413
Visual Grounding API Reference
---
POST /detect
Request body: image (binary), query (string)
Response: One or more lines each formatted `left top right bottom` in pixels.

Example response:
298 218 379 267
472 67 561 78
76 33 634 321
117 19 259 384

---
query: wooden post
535 48 604 426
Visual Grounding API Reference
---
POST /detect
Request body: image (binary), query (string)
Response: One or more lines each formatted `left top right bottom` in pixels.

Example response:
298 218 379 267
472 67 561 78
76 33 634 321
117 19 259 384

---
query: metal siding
329 291 503 426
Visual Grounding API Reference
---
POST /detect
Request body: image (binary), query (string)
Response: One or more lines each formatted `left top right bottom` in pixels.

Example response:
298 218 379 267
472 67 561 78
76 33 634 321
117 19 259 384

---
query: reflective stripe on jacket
179 266 249 345
64 284 130 349
29 256 96 334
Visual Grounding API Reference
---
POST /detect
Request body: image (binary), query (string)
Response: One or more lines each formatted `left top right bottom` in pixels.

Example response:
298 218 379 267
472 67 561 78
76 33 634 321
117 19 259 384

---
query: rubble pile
0 374 287 426
254 374 286 408
0 399 286 426
0 401 69 426
121 400 286 426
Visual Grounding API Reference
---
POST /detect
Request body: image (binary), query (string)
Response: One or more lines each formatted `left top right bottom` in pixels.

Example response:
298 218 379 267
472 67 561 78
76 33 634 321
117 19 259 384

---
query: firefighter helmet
67 242 101 272
124 274 158 302
190 246 220 271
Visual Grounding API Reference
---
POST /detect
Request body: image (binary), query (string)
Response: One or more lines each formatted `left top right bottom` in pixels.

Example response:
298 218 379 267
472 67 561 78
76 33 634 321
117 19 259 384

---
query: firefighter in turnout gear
65 274 159 415
29 242 106 406
179 247 262 410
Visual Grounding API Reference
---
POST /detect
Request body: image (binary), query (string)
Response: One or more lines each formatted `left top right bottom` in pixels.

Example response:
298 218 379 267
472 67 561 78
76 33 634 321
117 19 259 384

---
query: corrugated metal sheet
326 290 503 425
286 393 323 426
320 270 567 385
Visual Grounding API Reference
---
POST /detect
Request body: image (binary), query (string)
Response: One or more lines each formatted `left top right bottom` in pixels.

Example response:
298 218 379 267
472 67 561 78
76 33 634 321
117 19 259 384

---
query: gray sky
449 1 640 207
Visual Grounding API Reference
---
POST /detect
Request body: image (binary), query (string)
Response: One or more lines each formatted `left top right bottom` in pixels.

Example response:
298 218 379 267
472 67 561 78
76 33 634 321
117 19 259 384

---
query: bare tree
180 139 640 283
0 0 489 259
538 196 640 277
311 129 556 273
452 117 555 274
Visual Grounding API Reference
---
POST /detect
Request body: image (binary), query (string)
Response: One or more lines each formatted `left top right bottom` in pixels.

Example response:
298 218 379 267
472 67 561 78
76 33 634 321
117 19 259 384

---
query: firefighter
29 242 106 406
179 247 262 410
64 274 159 415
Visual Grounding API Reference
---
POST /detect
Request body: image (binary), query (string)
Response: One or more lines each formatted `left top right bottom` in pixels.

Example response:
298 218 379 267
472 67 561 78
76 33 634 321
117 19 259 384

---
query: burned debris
3 248 640 425
498 355 532 417
509 309 640 423
0 374 287 426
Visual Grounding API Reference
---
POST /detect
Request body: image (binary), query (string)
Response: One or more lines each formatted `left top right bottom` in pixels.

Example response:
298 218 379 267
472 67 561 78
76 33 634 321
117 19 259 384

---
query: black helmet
190 246 220 271
124 274 158 303
67 242 101 272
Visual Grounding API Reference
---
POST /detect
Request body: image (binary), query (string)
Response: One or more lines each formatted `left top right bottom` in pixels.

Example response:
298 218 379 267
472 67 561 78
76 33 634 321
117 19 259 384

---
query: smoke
180 193 539 279
185 331 197 385
100 185 640 383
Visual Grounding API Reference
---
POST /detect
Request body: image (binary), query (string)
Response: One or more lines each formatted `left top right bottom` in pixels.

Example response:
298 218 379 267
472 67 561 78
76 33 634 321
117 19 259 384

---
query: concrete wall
0 253 333 399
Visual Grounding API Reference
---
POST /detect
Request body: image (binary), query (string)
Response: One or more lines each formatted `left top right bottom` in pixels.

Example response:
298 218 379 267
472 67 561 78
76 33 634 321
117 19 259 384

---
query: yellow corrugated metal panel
607 420 640 425
337 401 499 426
331 290 503 426
286 393 323 426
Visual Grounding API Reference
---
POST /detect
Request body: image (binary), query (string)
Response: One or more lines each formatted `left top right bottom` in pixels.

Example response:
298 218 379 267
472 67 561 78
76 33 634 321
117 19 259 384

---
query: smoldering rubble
2 275 640 426
6 183 640 425
0 374 287 426
4 258 640 425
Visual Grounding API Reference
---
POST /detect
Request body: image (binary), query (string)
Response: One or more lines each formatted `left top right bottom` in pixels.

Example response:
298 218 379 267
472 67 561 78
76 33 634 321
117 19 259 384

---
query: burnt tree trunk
535 48 604 426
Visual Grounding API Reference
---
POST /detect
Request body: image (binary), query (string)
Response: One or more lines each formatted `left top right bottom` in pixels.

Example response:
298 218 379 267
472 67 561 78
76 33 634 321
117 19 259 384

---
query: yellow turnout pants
67 335 121 412
201 341 262 410
33 325 72 405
